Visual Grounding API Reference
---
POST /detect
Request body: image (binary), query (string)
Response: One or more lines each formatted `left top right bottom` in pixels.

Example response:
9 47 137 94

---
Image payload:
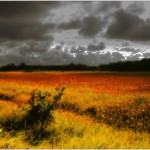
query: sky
0 1 150 66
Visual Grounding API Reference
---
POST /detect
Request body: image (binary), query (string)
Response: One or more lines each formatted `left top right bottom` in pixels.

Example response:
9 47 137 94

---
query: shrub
2 85 67 131
133 97 148 107
21 85 67 130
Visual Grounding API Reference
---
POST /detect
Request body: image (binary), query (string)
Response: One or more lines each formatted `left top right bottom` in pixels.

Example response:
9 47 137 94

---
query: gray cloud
79 16 103 37
122 41 130 47
0 51 125 66
0 1 61 42
19 41 51 56
58 16 103 38
0 41 21 49
119 47 141 53
1 40 144 66
46 43 124 65
0 40 53 66
76 51 125 66
0 21 55 42
58 19 81 30
0 1 149 67
127 54 142 61
107 10 150 41
111 52 125 60
0 1 60 19
126 2 145 15
76 46 86 53
87 42 106 51
97 1 122 12
0 55 21 66
81 1 122 16
143 52 150 58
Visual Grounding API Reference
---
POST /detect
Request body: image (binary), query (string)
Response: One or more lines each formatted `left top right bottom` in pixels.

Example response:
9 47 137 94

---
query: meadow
0 71 149 148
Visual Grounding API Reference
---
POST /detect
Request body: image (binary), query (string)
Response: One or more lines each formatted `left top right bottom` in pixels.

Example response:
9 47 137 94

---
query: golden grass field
0 71 150 148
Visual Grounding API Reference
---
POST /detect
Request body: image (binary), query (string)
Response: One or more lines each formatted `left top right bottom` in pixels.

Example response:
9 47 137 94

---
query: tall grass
0 110 149 148
1 85 67 131
0 71 150 148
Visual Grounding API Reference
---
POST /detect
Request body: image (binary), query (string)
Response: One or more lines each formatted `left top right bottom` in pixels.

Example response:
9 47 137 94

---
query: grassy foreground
0 109 149 148
0 71 149 148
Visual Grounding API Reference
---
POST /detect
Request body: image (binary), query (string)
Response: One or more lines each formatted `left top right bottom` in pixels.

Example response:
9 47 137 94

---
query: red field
0 71 149 148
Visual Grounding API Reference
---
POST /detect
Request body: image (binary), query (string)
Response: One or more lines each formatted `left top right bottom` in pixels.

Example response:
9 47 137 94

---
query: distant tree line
0 63 97 71
99 58 150 71
0 58 150 72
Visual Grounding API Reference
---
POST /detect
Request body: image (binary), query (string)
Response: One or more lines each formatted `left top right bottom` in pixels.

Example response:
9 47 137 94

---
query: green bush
2 85 67 131
21 85 67 130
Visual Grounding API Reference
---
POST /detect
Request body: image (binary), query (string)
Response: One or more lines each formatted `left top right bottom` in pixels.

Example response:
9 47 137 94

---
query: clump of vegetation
132 97 149 107
1 85 67 131
0 90 16 101
85 97 150 133
59 97 150 133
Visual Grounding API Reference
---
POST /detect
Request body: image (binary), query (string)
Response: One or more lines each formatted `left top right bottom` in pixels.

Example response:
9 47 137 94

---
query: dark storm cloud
107 10 150 41
19 41 51 56
81 1 122 15
79 16 103 37
0 40 54 66
87 42 106 51
0 1 60 19
58 16 103 38
0 21 55 42
97 1 122 12
0 41 21 49
79 1 122 30
0 1 61 42
58 19 81 30
126 2 145 15
0 41 55 66
0 55 21 66
0 1 148 66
